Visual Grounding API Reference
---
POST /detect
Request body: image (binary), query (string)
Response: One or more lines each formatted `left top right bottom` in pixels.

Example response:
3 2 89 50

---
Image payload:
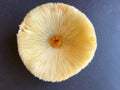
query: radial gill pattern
17 3 97 82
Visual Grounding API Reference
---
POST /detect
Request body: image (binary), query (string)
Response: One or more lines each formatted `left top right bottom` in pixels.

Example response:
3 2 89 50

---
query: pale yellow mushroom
17 3 97 82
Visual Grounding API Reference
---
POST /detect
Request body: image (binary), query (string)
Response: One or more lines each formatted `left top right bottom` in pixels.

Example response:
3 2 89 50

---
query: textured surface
0 0 120 90
17 3 97 82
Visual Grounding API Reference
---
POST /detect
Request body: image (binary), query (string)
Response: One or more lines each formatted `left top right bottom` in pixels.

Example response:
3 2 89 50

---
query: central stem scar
49 35 62 47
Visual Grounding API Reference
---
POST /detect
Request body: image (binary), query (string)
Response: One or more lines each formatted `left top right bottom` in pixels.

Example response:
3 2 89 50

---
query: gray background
0 0 120 90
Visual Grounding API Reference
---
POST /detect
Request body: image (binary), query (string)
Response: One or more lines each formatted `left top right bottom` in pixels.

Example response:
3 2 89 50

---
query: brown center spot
49 35 62 47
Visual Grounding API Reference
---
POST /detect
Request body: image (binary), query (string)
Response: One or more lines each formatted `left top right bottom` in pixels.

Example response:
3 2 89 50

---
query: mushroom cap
17 3 97 82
